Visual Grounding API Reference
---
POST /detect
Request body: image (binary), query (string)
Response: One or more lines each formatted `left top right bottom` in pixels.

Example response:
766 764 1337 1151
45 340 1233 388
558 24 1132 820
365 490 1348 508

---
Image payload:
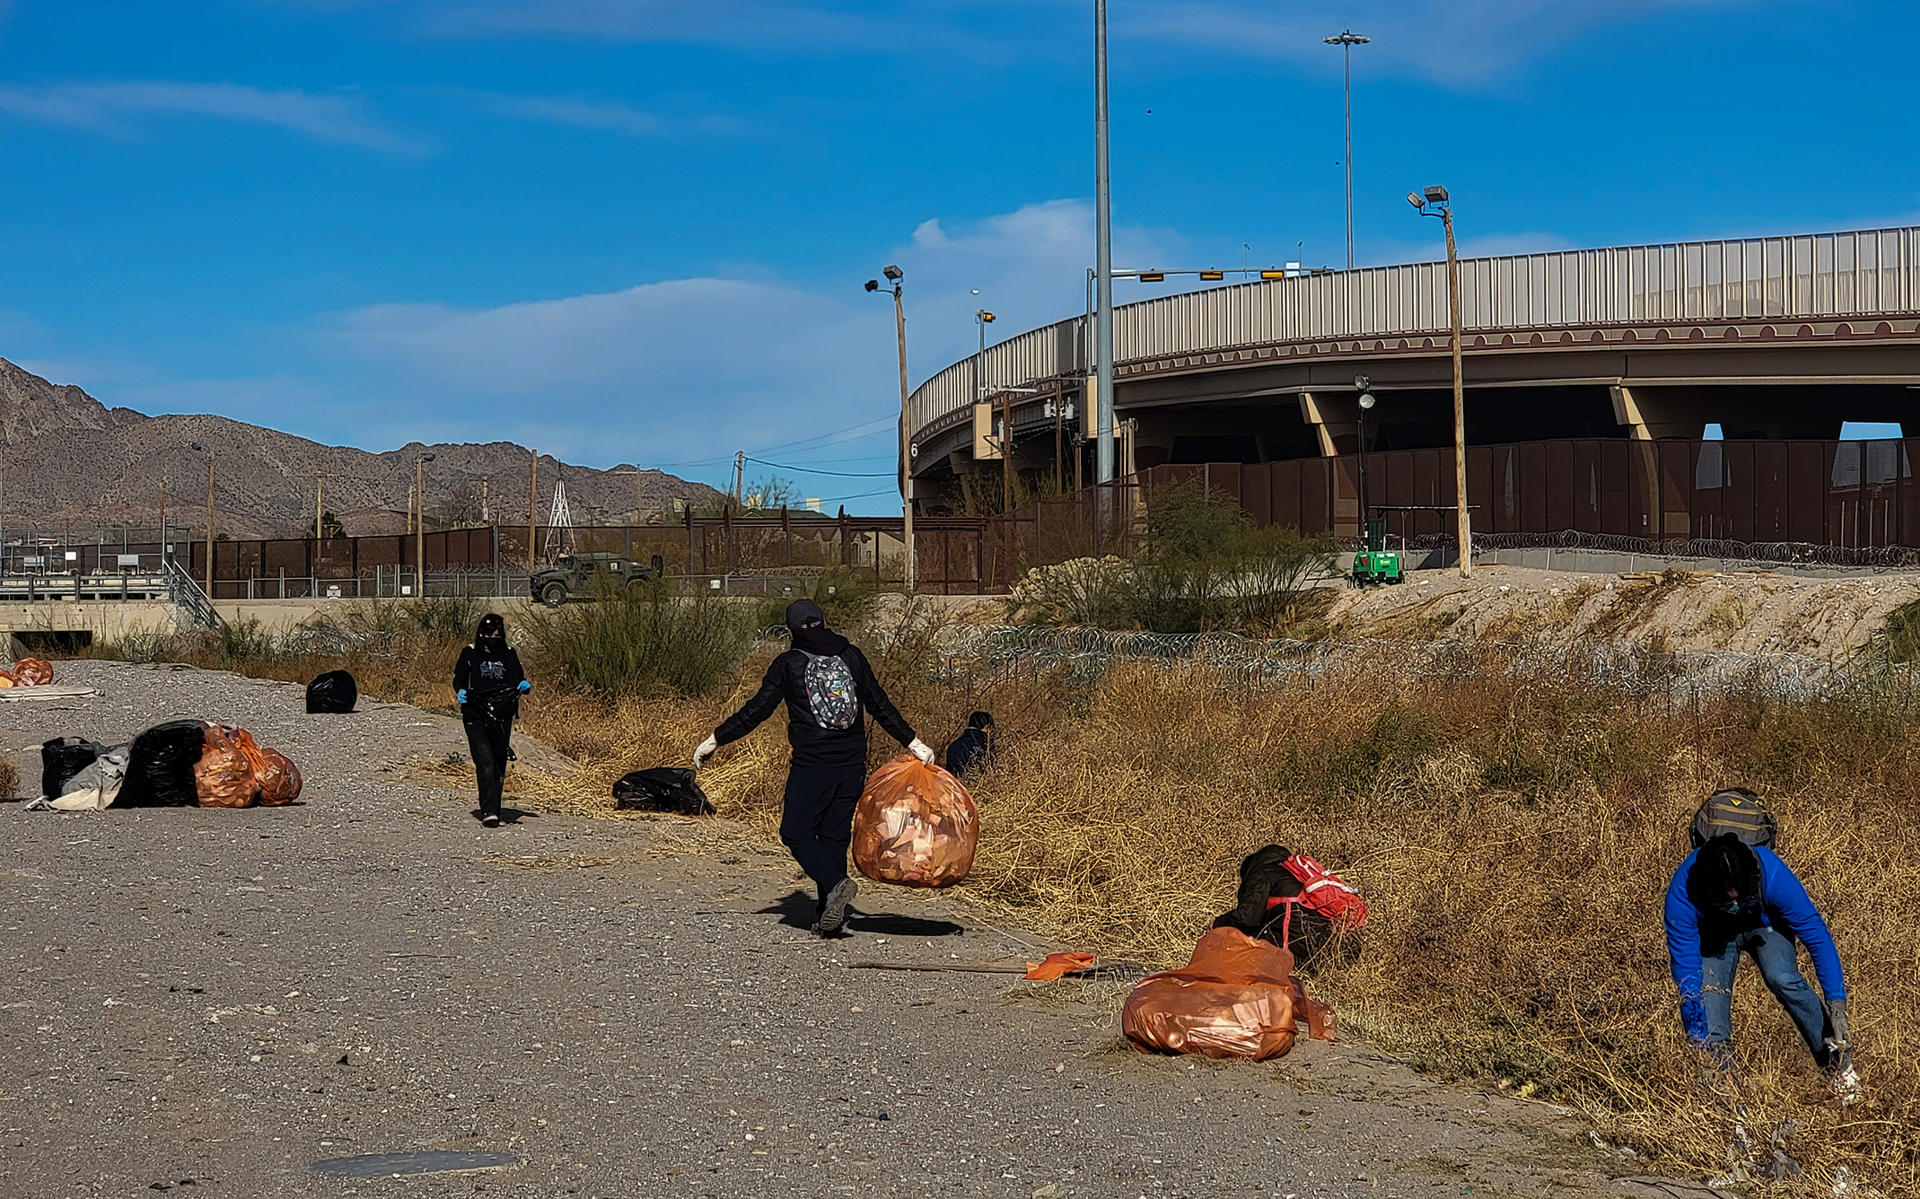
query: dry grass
518 645 1918 1193
72 602 1920 1193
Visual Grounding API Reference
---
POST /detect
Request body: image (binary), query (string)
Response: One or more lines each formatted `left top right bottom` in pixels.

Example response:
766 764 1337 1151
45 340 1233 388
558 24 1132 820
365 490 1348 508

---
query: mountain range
0 359 724 539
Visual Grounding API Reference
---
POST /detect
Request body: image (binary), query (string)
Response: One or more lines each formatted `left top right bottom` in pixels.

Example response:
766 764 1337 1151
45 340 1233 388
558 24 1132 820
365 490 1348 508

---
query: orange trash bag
194 724 260 808
10 657 52 686
254 746 303 806
851 754 979 888
1122 927 1336 1062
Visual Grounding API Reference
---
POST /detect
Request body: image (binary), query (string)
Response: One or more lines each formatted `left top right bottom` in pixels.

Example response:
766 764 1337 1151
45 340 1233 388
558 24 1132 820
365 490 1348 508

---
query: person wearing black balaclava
694 599 932 937
453 613 530 828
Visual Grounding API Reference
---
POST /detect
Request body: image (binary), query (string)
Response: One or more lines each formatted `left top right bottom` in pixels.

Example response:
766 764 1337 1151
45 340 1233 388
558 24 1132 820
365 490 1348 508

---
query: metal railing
909 225 1920 436
164 559 223 630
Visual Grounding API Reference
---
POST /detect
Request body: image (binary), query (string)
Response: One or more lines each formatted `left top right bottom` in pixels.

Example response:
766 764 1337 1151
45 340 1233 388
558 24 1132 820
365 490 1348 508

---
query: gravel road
1 661 1682 1199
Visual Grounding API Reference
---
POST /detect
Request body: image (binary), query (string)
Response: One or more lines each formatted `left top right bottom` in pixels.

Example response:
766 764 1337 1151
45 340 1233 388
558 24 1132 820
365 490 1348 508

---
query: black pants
464 715 512 818
780 765 865 902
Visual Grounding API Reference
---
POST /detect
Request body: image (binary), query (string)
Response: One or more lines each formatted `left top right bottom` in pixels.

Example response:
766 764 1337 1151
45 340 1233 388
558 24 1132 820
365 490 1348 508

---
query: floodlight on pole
1323 28 1370 271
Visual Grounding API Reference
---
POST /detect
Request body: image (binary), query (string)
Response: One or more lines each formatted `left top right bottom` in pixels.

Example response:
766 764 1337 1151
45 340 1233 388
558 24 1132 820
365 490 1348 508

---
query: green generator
1351 520 1403 586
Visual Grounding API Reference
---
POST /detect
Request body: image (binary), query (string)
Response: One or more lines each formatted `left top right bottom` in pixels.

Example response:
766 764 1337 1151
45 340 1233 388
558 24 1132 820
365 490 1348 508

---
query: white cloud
262 0 1771 80
467 93 663 136
311 199 1180 470
0 81 419 153
456 91 740 137
1122 0 1767 85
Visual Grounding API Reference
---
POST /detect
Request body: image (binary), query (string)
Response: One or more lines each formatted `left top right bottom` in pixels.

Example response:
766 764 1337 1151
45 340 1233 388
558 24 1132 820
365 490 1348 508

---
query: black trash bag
41 737 106 798
117 720 211 808
612 768 714 816
306 670 359 715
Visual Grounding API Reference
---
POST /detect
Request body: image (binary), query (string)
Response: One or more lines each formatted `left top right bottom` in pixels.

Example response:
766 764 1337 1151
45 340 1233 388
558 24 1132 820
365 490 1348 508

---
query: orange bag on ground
9 657 52 686
194 724 260 808
254 746 303 806
852 754 979 887
0 672 14 689
1121 927 1336 1061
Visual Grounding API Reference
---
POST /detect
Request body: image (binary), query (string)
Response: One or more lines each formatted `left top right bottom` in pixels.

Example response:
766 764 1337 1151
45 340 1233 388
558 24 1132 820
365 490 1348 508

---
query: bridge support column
1299 392 1358 456
1611 385 1705 441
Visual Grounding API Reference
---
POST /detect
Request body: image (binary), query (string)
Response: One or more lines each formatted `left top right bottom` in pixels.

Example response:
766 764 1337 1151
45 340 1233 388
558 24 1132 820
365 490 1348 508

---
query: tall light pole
1411 185 1470 578
1094 0 1116 484
865 265 914 591
1325 29 1370 271
415 452 437 596
191 441 215 598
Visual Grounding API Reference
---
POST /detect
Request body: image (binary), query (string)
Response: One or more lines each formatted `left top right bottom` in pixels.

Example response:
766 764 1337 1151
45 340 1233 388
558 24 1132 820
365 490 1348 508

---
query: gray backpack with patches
801 651 860 731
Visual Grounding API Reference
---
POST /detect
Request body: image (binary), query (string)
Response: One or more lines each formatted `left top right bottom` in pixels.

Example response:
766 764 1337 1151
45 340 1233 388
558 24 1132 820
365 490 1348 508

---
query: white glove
907 738 935 765
693 734 719 770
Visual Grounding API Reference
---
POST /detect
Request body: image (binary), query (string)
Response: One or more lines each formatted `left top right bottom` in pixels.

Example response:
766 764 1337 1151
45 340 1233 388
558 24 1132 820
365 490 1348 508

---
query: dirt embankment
1325 564 1920 657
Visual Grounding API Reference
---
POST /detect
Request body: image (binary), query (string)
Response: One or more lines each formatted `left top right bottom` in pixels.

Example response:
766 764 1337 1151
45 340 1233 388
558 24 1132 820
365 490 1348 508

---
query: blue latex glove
456 689 468 705
517 680 532 694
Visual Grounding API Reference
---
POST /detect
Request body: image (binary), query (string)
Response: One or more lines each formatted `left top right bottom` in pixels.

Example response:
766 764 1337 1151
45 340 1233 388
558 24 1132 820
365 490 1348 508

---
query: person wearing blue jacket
1664 833 1860 1104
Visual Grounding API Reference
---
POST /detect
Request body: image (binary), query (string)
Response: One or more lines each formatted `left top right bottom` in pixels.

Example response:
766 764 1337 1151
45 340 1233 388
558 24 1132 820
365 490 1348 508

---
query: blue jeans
1700 926 1835 1067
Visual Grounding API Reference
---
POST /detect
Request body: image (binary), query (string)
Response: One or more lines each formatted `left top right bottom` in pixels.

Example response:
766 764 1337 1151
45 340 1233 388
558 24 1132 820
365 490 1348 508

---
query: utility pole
1054 395 1064 488
415 453 435 595
867 265 914 591
314 474 325 542
157 476 165 567
1094 0 1116 484
528 449 538 573
732 450 745 510
202 448 216 598
481 478 490 525
1325 29 1370 270
1002 392 1014 516
1412 185 1470 578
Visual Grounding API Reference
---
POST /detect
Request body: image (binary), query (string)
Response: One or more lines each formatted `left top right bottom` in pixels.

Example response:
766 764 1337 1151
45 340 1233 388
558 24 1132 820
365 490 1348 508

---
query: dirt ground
0 661 1722 1199
1324 564 1920 657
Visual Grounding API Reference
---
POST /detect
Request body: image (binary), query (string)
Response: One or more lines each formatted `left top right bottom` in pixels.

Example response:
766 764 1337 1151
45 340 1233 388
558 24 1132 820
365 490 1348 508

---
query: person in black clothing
694 599 931 936
452 613 531 828
945 711 995 778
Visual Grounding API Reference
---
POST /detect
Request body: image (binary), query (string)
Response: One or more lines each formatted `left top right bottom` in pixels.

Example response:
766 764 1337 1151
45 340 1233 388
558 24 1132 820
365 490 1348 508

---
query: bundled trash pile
852 754 979 888
34 720 302 811
0 656 55 689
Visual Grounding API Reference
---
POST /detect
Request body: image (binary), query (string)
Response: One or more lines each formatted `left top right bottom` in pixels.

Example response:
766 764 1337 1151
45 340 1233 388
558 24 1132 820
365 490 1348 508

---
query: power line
745 456 891 478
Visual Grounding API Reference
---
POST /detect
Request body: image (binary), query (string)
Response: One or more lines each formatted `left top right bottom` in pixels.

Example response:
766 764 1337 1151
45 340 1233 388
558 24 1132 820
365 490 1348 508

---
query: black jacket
715 633 914 769
453 642 525 721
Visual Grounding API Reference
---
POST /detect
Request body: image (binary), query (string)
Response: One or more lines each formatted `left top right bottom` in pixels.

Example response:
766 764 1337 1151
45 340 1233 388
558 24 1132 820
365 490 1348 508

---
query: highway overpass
907 225 1920 510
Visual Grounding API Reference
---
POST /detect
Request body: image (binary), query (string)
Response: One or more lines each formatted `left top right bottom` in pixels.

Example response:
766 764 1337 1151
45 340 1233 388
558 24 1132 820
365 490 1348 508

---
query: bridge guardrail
910 225 1920 440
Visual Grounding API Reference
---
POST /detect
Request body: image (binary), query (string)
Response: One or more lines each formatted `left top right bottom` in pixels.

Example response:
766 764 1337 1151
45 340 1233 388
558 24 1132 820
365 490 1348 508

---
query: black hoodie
715 623 915 770
453 615 525 716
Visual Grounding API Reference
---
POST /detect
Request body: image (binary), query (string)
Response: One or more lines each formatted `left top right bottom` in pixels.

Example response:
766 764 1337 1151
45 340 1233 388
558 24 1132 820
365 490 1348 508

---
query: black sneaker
810 877 859 937
481 812 501 828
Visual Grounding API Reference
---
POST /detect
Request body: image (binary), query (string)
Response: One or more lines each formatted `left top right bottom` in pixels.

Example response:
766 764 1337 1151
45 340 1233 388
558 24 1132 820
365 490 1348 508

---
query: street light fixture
865 267 915 592
1411 185 1470 578
1324 28 1370 271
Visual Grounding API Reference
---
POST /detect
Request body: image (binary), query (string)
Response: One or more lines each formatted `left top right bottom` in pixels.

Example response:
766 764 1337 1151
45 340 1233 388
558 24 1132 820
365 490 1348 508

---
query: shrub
1009 484 1337 635
751 568 882 633
521 578 753 698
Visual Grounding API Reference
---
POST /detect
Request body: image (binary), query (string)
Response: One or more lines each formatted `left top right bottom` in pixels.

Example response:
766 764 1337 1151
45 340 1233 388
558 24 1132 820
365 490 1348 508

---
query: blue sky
1 0 1916 507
